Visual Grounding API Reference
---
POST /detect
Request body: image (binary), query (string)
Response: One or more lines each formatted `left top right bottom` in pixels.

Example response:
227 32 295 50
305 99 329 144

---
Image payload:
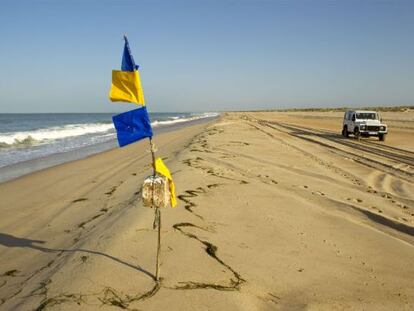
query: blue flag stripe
122 36 139 71
112 106 153 147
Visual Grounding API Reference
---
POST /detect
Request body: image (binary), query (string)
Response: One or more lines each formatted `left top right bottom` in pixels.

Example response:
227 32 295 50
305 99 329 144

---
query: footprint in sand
2 269 19 277
207 183 221 189
105 187 117 196
72 198 88 203
371 206 383 213
352 198 363 203
262 293 280 304
397 202 409 209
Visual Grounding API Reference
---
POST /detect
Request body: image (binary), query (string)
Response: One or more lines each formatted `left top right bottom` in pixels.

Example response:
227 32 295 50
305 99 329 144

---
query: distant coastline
232 105 414 113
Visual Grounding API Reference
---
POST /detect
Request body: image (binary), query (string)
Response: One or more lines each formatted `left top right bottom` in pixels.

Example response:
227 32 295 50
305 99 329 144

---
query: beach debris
142 174 170 208
173 222 245 291
177 187 206 219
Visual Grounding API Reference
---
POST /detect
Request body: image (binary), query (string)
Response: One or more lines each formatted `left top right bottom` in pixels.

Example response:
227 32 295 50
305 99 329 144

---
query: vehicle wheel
354 128 360 140
379 134 386 141
343 126 349 138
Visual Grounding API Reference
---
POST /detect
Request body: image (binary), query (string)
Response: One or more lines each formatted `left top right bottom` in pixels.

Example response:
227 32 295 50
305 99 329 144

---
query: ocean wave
151 112 219 127
0 123 114 148
0 136 38 148
0 113 219 149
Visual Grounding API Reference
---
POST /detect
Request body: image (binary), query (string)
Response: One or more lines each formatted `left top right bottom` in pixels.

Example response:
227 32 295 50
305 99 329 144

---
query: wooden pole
155 207 161 281
122 35 160 281
149 138 161 282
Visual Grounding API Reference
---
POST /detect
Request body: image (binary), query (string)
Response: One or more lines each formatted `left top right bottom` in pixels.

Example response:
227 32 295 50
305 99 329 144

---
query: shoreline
0 111 413 310
0 115 219 184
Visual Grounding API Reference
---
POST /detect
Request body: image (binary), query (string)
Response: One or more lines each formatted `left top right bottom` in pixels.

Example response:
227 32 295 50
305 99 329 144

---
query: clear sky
0 0 413 113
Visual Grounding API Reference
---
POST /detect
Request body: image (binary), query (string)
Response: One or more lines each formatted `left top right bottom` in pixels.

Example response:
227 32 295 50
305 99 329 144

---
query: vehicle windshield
356 113 377 120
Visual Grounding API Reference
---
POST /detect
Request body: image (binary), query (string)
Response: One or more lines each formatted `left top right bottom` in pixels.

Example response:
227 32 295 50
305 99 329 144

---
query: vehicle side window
352 114 355 121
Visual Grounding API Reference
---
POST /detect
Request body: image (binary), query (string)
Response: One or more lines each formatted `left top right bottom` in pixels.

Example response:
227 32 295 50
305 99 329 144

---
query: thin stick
149 138 161 282
149 138 156 173
155 207 161 281
150 138 157 230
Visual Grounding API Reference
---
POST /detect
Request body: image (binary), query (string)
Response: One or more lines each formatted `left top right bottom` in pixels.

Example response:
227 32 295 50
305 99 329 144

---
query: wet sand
0 111 413 310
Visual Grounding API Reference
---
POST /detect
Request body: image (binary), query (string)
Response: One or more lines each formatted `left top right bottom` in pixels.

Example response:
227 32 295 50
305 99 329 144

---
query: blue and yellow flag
109 36 145 105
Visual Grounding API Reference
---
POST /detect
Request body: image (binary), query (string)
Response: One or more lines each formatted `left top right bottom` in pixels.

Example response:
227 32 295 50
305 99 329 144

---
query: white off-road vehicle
342 110 388 141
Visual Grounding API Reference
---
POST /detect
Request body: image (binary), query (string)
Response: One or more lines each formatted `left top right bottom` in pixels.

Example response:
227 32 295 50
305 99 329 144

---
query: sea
0 112 218 182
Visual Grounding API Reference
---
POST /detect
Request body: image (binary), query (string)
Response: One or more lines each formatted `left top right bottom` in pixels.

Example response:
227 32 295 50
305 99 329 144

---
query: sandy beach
1 110 413 310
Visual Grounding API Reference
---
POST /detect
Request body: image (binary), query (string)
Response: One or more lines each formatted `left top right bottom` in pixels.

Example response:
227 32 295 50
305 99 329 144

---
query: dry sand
0 111 413 310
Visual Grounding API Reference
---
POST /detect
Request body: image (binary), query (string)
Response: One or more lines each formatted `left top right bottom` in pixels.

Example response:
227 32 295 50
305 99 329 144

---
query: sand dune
0 111 413 310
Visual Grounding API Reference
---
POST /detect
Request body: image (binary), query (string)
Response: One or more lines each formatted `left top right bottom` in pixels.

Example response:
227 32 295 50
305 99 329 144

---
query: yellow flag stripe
109 70 145 105
155 157 177 207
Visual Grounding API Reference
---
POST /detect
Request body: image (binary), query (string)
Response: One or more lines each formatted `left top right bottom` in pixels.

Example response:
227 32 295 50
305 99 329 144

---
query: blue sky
0 0 413 113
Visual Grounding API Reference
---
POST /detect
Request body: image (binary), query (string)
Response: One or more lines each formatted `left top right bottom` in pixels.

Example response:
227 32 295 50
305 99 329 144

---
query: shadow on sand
0 232 155 279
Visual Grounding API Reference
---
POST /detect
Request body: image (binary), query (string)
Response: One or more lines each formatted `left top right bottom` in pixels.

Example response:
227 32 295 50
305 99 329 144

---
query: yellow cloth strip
109 70 145 105
155 157 177 207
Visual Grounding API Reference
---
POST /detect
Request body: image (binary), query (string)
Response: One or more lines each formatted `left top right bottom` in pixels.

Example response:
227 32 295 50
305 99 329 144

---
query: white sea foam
0 112 219 149
0 123 114 147
151 112 219 127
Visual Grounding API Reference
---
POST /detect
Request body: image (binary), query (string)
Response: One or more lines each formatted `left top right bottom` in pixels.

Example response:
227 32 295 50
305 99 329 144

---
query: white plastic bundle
142 174 170 208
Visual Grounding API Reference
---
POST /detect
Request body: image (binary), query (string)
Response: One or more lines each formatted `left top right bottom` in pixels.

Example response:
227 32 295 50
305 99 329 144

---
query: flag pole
149 137 162 282
121 34 161 282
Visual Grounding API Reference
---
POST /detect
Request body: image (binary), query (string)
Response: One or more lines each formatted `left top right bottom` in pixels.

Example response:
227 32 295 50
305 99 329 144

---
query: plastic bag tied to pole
142 175 170 208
